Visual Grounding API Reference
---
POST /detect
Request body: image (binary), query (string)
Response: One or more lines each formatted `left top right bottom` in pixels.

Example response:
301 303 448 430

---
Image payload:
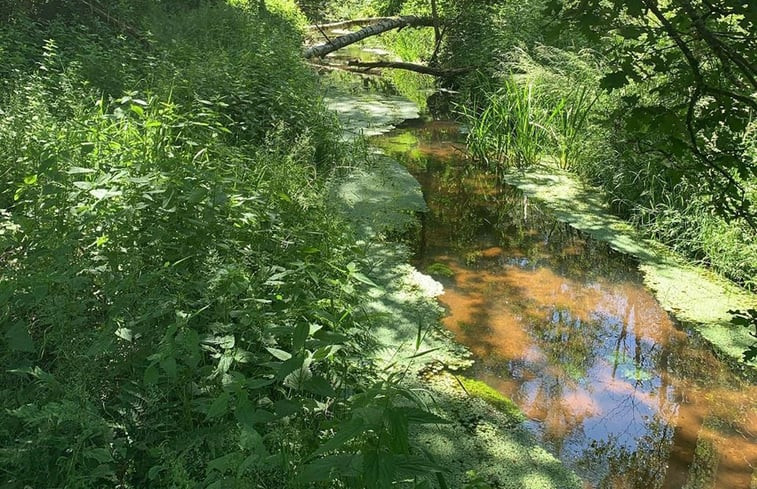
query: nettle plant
0 7 450 488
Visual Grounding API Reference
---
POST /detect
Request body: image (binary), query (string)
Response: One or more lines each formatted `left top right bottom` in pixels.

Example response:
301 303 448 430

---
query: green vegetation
3 0 756 487
330 0 756 325
457 376 524 421
447 1 757 294
0 2 451 487
426 262 455 278
321 0 756 296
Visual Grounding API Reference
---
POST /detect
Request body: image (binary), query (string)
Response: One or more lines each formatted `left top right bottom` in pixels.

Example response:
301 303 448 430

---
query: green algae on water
503 168 757 374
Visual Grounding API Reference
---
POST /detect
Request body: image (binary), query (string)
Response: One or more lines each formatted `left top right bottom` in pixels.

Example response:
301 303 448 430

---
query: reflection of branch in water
577 413 675 489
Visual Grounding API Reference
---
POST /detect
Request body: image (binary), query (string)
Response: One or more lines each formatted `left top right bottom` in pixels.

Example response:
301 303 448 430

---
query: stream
316 33 757 487
373 120 757 489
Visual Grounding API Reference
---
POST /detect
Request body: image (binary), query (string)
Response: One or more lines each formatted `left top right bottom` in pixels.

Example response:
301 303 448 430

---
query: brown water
374 120 757 489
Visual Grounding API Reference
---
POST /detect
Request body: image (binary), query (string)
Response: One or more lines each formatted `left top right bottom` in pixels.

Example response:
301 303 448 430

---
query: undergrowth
0 1 451 487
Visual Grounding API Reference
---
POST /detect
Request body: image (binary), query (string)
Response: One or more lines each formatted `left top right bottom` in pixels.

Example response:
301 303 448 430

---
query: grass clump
426 262 455 278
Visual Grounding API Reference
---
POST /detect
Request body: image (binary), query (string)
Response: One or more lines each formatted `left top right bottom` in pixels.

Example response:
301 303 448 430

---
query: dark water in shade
374 120 757 489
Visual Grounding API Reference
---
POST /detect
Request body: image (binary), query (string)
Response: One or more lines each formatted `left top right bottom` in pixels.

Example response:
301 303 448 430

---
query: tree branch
346 60 472 77
307 17 431 31
307 62 383 76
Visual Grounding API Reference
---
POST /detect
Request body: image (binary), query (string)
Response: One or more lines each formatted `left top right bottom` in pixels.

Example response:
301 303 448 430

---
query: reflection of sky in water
374 121 757 489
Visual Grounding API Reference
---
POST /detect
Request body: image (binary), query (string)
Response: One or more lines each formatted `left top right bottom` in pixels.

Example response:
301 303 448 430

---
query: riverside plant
460 76 563 171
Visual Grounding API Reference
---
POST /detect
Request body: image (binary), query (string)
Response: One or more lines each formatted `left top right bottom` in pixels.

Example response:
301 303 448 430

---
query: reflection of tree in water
408 154 643 286
536 307 599 380
578 416 673 489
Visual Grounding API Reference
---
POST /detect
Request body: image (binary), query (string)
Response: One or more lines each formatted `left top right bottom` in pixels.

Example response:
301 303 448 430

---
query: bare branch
347 60 472 77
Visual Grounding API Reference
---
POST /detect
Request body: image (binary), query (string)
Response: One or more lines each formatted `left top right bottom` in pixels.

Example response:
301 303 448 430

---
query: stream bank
374 120 757 489
500 169 757 378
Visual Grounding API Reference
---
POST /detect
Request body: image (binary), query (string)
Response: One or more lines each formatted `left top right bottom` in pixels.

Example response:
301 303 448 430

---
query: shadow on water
373 121 757 489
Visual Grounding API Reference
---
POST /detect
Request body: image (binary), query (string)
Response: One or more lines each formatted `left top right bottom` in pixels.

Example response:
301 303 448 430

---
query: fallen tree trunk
347 60 473 77
304 16 436 59
307 17 405 31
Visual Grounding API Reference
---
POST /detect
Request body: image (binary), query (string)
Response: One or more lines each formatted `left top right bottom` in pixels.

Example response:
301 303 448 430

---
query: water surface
375 120 757 489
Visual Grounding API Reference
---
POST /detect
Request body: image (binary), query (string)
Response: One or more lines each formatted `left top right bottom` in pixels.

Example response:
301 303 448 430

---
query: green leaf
617 25 644 39
403 407 448 425
239 425 267 454
293 322 309 351
311 417 366 458
160 357 177 378
246 378 275 389
143 364 159 385
266 347 292 361
274 353 306 380
90 188 122 200
395 455 447 474
6 322 34 352
147 466 165 480
84 448 113 463
115 327 134 342
352 272 377 287
273 399 300 417
303 376 337 397
300 454 363 483
217 351 234 374
236 395 257 429
600 71 629 91
405 348 440 359
386 408 409 454
364 449 396 489
207 392 230 419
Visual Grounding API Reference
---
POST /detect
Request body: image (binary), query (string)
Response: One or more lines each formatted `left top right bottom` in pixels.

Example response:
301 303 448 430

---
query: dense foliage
0 2 450 487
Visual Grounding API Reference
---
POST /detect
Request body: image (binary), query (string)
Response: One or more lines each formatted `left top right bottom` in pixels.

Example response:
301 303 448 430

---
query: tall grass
459 47 604 172
460 75 573 171
554 85 598 170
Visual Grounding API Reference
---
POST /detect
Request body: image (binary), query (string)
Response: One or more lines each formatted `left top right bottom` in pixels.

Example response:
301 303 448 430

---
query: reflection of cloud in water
379 121 757 488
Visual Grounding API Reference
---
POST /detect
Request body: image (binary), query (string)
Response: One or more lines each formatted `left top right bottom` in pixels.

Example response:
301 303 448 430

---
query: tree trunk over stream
304 16 436 59
307 17 410 31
